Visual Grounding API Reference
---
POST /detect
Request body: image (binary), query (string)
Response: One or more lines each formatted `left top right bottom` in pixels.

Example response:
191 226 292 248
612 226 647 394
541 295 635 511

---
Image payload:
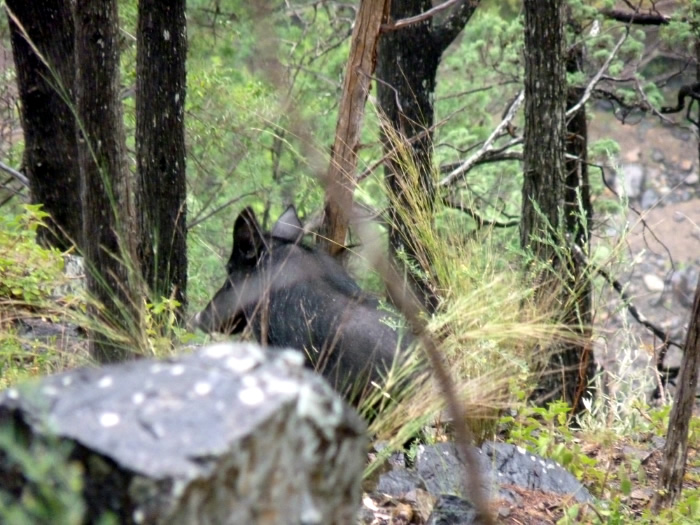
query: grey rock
643 274 665 293
377 468 424 496
482 442 592 503
622 164 645 199
651 149 664 163
641 188 658 210
0 343 367 524
402 442 592 506
425 494 479 525
685 173 699 185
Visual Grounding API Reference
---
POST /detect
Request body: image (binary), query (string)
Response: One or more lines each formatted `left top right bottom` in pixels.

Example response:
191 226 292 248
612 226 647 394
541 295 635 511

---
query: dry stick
381 0 463 32
566 28 629 119
356 220 495 525
440 90 524 188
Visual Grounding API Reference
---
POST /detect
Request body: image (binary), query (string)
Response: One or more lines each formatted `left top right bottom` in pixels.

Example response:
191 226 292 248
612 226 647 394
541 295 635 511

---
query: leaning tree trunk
522 0 591 411
320 0 390 254
135 0 188 319
7 0 82 251
75 0 139 363
652 36 700 510
376 0 480 313
653 277 700 509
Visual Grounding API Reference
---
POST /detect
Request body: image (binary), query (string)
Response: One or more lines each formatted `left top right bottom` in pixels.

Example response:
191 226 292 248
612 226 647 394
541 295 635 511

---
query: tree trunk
376 0 479 313
522 0 591 410
6 0 82 251
563 28 596 412
520 0 566 256
135 0 188 319
320 0 390 254
75 0 138 363
653 278 700 509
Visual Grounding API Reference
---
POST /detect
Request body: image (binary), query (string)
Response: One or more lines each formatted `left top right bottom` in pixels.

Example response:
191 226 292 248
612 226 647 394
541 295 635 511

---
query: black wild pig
194 206 413 401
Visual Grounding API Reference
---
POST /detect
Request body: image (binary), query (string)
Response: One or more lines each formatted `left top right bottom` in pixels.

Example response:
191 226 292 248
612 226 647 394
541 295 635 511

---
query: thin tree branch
0 160 30 187
439 90 524 188
566 29 629 119
187 191 259 230
381 0 462 33
444 196 519 228
439 151 522 174
600 8 670 25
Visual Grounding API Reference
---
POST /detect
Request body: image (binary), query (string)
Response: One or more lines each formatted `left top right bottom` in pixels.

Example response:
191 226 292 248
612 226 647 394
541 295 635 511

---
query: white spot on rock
99 412 120 427
225 355 257 373
42 385 59 397
98 376 113 388
170 364 185 376
132 392 145 405
239 387 264 406
7 388 19 400
267 379 299 395
203 343 234 359
194 381 212 396
62 376 73 386
516 446 526 454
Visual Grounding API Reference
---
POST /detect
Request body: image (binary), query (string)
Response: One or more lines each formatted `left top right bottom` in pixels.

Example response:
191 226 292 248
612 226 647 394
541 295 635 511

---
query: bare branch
439 151 522 174
439 90 524 188
187 191 259 230
600 8 670 25
566 29 629 119
443 196 519 228
381 0 462 32
0 160 30 187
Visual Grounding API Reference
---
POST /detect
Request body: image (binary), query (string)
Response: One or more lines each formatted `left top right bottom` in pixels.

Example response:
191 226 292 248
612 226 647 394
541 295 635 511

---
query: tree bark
563 25 596 412
521 0 566 256
523 0 592 411
376 0 479 313
75 0 138 363
653 278 700 509
6 0 82 251
135 0 188 319
320 0 390 255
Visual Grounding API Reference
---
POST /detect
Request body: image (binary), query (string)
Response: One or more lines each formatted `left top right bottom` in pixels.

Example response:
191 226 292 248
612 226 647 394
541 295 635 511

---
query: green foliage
0 205 65 304
0 429 86 525
143 297 197 355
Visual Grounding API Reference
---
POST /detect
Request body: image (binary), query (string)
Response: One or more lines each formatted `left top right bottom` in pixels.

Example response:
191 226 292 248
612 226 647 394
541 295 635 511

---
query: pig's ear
271 205 303 243
231 207 266 263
